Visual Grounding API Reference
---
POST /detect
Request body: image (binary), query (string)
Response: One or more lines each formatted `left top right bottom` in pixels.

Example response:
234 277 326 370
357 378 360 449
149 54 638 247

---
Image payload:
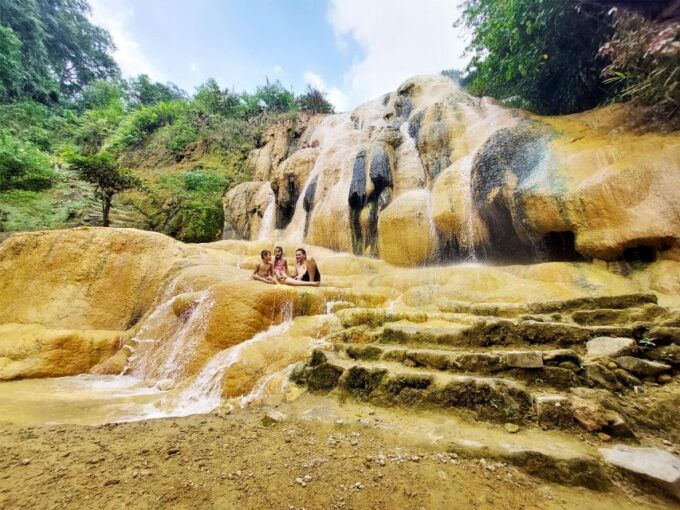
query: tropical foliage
457 0 614 114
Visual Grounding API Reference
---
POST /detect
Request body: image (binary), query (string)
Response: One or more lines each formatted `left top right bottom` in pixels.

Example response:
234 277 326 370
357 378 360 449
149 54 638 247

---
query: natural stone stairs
290 292 680 498
81 200 147 229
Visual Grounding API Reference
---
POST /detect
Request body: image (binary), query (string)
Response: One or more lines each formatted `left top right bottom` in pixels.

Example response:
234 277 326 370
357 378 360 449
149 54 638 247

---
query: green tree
0 0 119 101
68 151 141 226
0 26 22 101
255 79 297 113
192 79 240 117
296 85 334 113
458 0 614 114
126 74 186 108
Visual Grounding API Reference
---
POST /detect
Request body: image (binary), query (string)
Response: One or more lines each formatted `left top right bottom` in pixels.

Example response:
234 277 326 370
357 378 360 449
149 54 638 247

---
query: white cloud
88 0 164 80
327 0 469 108
273 65 283 74
303 71 350 112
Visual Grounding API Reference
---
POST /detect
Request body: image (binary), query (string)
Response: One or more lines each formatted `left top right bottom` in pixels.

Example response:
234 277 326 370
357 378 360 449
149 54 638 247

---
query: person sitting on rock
272 246 289 279
251 249 276 285
277 248 321 287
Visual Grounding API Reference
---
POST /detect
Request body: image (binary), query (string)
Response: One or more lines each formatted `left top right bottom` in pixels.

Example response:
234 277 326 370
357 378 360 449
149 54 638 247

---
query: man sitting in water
251 249 277 285
277 248 321 287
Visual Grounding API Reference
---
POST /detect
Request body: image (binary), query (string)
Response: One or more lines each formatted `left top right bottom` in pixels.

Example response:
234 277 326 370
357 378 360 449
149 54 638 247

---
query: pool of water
0 375 177 426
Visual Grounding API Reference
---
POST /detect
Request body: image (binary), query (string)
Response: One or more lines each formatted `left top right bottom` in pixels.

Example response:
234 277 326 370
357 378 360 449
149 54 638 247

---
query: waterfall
125 291 214 384
258 189 276 240
166 320 294 416
460 155 478 262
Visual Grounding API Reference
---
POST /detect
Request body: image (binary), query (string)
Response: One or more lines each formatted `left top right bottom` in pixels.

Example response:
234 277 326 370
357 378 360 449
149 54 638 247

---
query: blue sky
89 0 469 111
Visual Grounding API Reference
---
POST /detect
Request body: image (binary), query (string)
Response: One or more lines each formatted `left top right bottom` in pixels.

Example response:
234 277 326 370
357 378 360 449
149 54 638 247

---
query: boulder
600 446 680 500
648 345 680 367
615 356 672 376
222 181 273 240
377 190 437 266
585 337 636 359
569 396 610 432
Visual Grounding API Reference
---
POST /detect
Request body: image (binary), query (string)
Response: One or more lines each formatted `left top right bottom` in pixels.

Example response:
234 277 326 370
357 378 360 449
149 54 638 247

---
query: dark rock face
348 150 368 210
275 175 298 229
348 145 394 256
469 122 583 264
302 176 318 237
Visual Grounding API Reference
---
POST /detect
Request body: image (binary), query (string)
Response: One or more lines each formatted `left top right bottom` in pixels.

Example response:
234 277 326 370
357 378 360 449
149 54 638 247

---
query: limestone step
571 304 669 326
334 343 587 390
378 318 639 348
434 292 659 317
291 351 636 438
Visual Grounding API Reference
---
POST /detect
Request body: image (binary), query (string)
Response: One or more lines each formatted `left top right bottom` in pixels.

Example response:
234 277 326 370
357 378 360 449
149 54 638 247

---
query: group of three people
251 246 321 287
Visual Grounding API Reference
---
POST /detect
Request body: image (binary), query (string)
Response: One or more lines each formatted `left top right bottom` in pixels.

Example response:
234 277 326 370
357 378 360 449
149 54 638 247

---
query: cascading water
164 320 294 416
126 290 214 385
460 155 479 262
258 189 276 240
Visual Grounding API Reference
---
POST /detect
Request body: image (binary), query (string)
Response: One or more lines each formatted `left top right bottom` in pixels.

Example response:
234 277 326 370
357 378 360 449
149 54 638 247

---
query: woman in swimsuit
277 248 320 287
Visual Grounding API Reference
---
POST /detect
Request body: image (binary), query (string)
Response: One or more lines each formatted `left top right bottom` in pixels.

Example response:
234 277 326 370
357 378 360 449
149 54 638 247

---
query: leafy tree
296 85 334 113
125 74 186 108
73 79 126 112
457 0 614 114
0 0 119 101
255 79 297 113
68 80 127 153
0 26 22 101
0 130 55 190
67 151 141 226
192 79 240 117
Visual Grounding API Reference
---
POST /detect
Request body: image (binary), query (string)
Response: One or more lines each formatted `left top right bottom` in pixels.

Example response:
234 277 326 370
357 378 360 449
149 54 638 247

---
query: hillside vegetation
0 0 676 242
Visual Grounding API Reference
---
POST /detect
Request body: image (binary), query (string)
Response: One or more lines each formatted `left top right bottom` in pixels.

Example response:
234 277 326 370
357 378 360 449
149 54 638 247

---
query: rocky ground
0 395 676 510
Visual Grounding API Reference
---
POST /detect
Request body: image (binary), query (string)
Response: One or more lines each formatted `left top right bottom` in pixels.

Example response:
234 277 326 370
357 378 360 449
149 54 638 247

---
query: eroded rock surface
223 74 680 266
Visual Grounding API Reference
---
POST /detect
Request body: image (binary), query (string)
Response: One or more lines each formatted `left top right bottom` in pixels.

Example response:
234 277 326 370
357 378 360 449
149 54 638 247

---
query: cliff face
224 74 680 266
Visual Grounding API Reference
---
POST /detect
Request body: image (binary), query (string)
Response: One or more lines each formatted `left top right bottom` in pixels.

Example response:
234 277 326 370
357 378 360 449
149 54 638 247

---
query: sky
88 0 470 112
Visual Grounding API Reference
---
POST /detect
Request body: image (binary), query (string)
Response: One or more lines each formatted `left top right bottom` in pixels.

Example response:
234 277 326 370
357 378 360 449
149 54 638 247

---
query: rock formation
224 74 680 266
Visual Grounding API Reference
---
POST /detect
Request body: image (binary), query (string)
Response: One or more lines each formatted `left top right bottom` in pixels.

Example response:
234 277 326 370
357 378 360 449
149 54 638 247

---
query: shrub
296 86 334 113
0 131 55 191
163 195 224 243
182 170 226 193
109 100 188 150
599 11 680 125
255 79 297 113
458 0 614 114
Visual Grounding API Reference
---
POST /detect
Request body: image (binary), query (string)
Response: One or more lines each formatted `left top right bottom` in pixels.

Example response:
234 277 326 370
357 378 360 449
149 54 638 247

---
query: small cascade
166 320 294 416
125 291 214 384
460 155 479 262
238 363 294 408
258 189 276 240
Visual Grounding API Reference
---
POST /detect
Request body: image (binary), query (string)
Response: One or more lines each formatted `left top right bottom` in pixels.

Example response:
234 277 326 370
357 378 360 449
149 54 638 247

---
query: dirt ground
0 396 676 510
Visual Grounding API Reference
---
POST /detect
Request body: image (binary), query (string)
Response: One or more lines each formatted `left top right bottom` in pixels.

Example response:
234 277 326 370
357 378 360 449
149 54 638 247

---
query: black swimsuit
300 268 321 282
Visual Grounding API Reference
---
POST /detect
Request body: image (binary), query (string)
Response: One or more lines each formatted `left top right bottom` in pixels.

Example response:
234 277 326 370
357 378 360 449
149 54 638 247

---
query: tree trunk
102 196 112 227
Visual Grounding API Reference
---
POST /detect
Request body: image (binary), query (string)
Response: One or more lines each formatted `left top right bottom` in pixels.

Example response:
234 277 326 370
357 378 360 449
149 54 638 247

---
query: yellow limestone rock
222 181 273 240
377 190 436 266
225 75 680 266
1 226 678 400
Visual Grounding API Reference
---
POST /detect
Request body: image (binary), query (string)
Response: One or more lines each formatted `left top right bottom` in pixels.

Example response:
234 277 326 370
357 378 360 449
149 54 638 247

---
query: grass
0 170 94 233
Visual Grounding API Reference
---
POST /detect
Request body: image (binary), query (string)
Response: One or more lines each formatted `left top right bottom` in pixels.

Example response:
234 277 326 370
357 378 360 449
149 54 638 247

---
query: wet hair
274 246 283 253
295 247 306 256
260 249 271 259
